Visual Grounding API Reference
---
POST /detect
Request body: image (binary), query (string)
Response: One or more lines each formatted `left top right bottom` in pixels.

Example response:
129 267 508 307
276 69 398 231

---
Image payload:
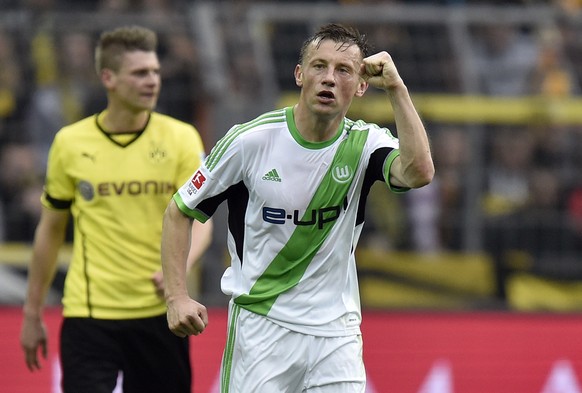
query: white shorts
220 303 366 393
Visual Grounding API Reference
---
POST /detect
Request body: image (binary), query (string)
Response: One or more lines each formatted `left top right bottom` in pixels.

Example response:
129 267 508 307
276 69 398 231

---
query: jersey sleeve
174 124 245 222
365 122 410 193
41 130 75 210
382 149 409 193
175 125 207 186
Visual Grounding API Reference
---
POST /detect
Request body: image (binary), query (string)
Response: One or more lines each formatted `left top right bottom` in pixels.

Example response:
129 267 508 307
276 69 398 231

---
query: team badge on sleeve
186 170 206 196
191 170 206 189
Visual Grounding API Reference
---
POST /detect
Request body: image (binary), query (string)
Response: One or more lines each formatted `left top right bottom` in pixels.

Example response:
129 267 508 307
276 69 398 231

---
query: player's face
108 50 161 112
294 39 367 118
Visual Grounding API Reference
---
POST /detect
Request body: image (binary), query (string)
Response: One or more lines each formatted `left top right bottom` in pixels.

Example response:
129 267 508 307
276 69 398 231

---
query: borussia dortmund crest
149 145 167 164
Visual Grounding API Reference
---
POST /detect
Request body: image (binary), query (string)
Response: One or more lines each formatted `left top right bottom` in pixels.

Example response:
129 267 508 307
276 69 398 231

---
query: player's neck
99 107 150 133
292 104 342 143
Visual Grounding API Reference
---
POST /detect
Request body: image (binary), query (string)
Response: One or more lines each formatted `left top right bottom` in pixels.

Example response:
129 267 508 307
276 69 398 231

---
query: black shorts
60 315 191 393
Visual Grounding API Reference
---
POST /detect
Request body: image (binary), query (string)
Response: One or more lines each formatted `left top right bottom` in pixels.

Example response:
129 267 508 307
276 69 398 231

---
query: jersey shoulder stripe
206 108 286 170
347 117 398 140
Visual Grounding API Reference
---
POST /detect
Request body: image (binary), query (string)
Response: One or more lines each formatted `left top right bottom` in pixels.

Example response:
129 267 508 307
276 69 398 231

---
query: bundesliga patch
191 170 206 189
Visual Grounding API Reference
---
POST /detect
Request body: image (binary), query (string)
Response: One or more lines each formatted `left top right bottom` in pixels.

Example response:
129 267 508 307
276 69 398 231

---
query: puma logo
81 152 96 162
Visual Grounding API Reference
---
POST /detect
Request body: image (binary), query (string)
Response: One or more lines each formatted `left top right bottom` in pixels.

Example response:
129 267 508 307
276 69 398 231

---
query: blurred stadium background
1 0 582 392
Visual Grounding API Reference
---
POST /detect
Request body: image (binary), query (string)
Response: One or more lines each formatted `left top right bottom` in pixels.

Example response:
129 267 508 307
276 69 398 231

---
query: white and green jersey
175 107 405 336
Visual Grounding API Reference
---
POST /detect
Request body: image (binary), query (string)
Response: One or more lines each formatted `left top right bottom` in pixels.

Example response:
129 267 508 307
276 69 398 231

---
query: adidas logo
262 168 281 182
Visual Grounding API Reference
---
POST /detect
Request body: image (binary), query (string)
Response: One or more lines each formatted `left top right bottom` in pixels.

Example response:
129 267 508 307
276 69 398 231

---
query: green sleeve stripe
235 128 369 315
173 193 210 223
383 149 410 193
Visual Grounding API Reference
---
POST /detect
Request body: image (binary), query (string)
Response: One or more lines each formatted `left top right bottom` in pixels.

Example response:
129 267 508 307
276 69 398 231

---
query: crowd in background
0 0 214 242
0 0 582 303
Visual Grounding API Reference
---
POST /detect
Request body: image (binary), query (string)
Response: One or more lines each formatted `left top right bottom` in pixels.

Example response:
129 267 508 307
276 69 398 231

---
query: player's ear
294 64 303 87
100 68 115 89
355 79 368 97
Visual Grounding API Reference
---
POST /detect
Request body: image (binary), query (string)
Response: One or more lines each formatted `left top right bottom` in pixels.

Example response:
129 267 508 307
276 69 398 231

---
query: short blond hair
95 25 157 74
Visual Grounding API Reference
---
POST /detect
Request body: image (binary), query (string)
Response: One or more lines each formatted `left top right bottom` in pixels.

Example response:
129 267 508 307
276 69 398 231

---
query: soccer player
162 23 434 392
19 25 213 393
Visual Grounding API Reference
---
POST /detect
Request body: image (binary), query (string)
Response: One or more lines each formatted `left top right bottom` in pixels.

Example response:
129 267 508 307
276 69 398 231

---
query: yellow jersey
42 112 205 319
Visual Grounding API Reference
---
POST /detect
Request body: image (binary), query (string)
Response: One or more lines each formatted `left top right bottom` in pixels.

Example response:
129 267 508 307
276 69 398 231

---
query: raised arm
361 51 434 189
161 200 208 337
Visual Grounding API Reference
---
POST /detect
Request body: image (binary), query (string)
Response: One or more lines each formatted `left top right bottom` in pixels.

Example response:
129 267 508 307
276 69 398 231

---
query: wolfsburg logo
262 169 281 182
331 164 353 184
